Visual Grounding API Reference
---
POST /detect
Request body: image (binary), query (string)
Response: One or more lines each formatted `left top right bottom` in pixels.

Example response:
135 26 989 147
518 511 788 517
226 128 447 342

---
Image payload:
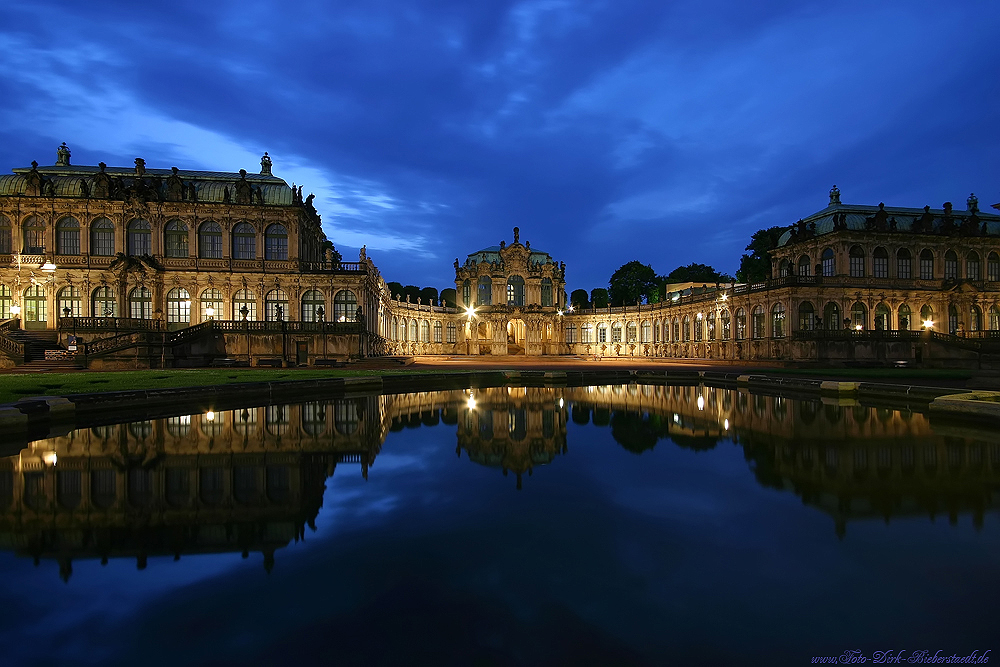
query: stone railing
83 331 150 356
59 317 163 332
0 318 26 360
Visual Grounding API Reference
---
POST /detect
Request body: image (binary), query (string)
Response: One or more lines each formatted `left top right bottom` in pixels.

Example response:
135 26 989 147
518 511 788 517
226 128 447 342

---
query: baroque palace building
2 145 1000 368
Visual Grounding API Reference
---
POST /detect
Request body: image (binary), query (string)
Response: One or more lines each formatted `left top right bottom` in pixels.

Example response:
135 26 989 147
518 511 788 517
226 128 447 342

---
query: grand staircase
4 330 83 370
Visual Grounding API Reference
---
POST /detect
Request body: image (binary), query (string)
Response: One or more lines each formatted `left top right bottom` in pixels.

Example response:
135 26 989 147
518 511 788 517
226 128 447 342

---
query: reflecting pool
1 385 998 666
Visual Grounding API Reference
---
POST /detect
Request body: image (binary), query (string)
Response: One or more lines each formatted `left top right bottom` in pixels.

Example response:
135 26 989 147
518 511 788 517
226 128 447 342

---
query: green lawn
758 367 975 381
0 368 397 404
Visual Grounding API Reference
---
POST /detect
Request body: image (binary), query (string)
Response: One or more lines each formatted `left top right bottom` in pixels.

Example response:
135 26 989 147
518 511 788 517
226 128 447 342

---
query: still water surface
1 385 998 666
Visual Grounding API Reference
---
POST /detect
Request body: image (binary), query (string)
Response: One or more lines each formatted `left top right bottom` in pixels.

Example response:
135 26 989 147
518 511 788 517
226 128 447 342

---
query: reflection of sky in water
1 394 998 666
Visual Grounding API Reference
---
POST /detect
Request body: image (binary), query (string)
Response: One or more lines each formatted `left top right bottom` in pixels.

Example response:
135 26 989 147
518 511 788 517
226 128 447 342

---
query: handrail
0 320 26 360
59 317 163 331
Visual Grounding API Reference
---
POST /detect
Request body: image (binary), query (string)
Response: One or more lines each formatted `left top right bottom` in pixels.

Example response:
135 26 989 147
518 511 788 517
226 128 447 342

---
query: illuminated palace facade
2 146 1000 367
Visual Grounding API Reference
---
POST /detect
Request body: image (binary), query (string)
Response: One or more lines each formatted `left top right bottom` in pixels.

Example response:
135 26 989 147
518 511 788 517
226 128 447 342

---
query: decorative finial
239 168 247 179
513 226 520 244
171 166 179 174
134 158 146 176
30 160 38 170
829 184 841 206
56 142 71 166
99 162 106 172
967 192 978 212
260 152 272 175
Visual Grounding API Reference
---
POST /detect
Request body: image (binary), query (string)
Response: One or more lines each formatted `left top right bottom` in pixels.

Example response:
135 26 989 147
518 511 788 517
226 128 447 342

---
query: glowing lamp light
10 304 20 316
567 305 574 313
696 312 703 320
466 393 476 410
697 395 705 410
720 293 728 301
557 310 563 316
206 306 215 318
558 398 564 408
339 315 347 322
465 306 476 318
724 418 730 430
923 319 934 329
42 451 58 467
854 324 863 331
206 411 216 422
40 262 57 272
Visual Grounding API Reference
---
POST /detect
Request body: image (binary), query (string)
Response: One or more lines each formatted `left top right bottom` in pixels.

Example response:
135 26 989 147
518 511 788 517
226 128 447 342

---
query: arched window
627 321 637 343
201 288 223 321
970 305 983 332
301 403 327 437
23 285 46 326
641 320 651 343
166 288 191 325
897 304 911 331
164 220 189 257
797 255 811 276
92 286 117 317
127 219 151 255
462 279 471 307
265 289 288 321
446 321 457 343
920 304 934 328
409 320 418 341
565 323 577 343
967 251 981 281
23 215 44 254
234 289 257 321
771 303 786 338
824 302 840 330
56 216 80 255
597 323 608 343
129 286 152 319
849 245 865 277
874 303 890 330
872 247 888 278
798 301 815 331
821 248 835 276
990 306 1000 330
264 224 288 260
611 322 623 343
90 217 115 256
334 400 359 435
720 309 731 340
507 276 525 306
672 318 680 342
896 248 912 279
706 312 716 341
398 319 407 341
265 405 288 436
301 289 325 322
199 221 223 259
944 250 959 279
541 277 553 307
948 304 959 334
477 277 492 306
333 289 357 322
751 306 766 338
778 259 791 278
850 302 866 330
735 308 747 340
420 320 430 343
232 222 256 260
989 253 1000 282
0 214 11 254
0 285 11 320
57 286 82 318
433 321 443 343
919 249 934 280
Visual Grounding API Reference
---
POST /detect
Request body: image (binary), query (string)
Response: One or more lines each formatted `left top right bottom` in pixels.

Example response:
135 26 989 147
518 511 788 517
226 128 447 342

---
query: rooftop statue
56 142 71 167
134 157 146 177
829 184 841 206
261 151 273 176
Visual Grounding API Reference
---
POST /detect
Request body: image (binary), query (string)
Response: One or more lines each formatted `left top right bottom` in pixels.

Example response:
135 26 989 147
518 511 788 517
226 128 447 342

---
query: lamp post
241 304 250 365
355 306 364 358
317 305 326 360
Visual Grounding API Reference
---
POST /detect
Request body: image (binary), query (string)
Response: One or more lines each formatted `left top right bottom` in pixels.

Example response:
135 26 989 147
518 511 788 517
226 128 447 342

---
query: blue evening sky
1 1 998 294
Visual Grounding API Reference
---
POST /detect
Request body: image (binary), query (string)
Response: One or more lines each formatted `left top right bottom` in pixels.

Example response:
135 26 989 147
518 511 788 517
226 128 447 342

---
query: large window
872 247 888 278
566 323 577 343
944 250 959 279
127 219 151 256
851 302 867 330
23 285 46 324
611 322 622 343
581 323 593 343
824 302 840 329
967 252 981 281
797 255 811 276
234 289 257 320
771 303 786 338
92 286 117 317
201 288 223 321
446 321 457 343
166 288 191 325
23 215 44 254
989 253 1000 282
0 214 10 254
507 276 524 306
164 220 189 257
265 289 289 321
898 304 911 331
751 306 765 338
798 301 815 331
57 286 82 317
477 277 492 306
265 224 288 260
849 246 865 277
129 286 152 319
896 248 912 279
0 285 11 320
420 320 430 343
462 280 471 307
735 309 747 339
199 221 223 259
232 222 256 260
333 289 357 322
91 218 115 256
720 310 731 340
541 278 553 307
56 216 80 255
433 321 443 343
641 320 651 343
821 248 835 276
301 289 325 322
874 303 890 330
627 322 637 343
598 323 608 343
919 250 934 280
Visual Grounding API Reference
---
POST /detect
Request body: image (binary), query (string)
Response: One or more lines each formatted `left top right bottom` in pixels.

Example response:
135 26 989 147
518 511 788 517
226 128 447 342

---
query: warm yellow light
42 451 58 467
10 304 20 316
724 418 730 430
206 306 215 318
465 305 476 318
41 262 57 272
567 305 574 312
466 394 476 410
720 293 728 301
206 411 215 422
854 324 863 331
696 312 703 320
558 398 564 408
922 320 934 329
697 395 705 410
557 310 563 316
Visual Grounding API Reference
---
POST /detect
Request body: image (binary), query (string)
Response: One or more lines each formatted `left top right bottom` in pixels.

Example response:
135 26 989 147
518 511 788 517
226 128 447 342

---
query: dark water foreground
0 385 997 666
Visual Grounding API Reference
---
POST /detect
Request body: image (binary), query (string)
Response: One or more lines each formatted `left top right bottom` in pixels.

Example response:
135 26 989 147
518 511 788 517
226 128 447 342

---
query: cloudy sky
2 0 998 293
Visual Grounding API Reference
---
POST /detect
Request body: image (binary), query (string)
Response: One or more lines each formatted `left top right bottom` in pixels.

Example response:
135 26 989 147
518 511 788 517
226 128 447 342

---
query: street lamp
206 305 215 320
922 319 934 330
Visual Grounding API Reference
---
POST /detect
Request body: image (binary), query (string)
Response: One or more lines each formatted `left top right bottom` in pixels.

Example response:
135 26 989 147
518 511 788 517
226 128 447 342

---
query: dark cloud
1 0 998 291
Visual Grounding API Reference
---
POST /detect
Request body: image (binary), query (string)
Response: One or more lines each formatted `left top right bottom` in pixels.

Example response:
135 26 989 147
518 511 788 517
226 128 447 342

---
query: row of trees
387 282 457 307
568 225 785 309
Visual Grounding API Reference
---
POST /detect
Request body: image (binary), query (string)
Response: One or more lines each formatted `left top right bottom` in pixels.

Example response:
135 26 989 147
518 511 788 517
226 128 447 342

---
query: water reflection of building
0 397 383 578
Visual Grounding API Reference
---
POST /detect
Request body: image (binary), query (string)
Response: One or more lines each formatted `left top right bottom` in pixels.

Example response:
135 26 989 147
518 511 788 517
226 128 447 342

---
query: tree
400 285 422 302
419 286 439 305
440 288 457 308
608 260 658 306
387 281 403 299
664 262 734 284
590 288 609 309
570 289 590 310
736 226 785 283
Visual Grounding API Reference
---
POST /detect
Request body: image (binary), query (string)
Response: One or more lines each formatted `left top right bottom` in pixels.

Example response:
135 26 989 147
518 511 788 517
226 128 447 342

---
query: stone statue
260 152 272 176
359 245 366 260
234 170 254 204
967 192 978 212
513 226 520 244
134 158 146 176
56 142 71 166
166 167 184 201
79 179 90 198
829 184 841 206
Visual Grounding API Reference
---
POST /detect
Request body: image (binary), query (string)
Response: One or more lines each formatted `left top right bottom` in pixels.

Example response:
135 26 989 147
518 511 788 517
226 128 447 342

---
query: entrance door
296 341 308 366
23 286 47 330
